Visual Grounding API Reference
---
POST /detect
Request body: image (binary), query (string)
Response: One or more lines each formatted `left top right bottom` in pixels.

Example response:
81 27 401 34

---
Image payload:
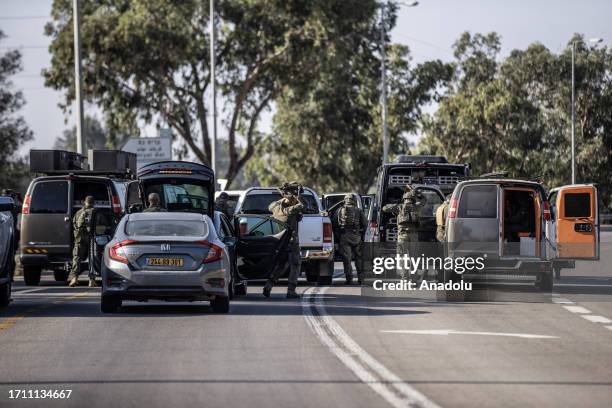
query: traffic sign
121 137 172 168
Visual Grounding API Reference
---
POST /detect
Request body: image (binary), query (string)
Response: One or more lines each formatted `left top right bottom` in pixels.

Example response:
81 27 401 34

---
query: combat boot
262 280 273 298
345 277 353 285
68 277 78 287
286 290 300 299
88 278 97 287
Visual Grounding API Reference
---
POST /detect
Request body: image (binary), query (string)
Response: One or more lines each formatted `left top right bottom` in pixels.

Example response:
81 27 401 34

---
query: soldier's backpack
397 203 417 227
339 205 360 229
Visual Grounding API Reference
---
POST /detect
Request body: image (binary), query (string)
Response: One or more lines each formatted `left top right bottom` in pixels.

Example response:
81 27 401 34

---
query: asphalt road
1 231 611 408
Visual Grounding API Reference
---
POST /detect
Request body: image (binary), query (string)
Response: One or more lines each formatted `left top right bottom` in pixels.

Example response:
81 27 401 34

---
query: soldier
143 192 167 212
382 186 426 280
263 182 304 299
435 195 451 242
334 194 367 285
68 196 96 287
215 192 232 218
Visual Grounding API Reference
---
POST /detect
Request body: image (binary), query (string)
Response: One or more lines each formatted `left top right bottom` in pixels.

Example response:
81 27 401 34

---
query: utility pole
209 0 217 176
73 0 85 156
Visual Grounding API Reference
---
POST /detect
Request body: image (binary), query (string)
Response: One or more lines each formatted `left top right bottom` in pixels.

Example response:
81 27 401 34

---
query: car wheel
53 270 69 282
101 294 122 313
23 265 42 286
210 295 230 313
234 280 247 296
0 281 10 307
537 272 553 292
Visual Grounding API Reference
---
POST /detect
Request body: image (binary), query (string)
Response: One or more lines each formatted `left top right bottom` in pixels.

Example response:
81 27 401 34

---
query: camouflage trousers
339 230 363 281
269 242 301 291
69 238 94 280
396 231 420 281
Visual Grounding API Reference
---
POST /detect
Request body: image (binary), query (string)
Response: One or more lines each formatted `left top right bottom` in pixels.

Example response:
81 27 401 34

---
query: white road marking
605 326 612 331
12 292 98 298
563 305 592 314
381 329 558 339
11 287 49 294
581 315 612 324
551 297 574 305
302 286 441 408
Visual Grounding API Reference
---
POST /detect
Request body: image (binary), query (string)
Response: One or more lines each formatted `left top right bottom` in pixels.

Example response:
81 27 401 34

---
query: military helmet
280 181 303 195
218 192 229 200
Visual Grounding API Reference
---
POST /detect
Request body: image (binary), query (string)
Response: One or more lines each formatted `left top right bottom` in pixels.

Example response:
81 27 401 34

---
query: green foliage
53 116 127 151
0 30 33 192
44 0 381 188
419 32 612 208
249 11 453 193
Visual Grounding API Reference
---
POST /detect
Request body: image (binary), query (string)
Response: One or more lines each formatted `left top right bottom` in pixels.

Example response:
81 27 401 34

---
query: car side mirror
95 235 111 246
128 203 143 213
222 236 237 246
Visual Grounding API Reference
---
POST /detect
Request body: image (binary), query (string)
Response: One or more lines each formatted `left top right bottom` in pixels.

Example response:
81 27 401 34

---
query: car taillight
22 194 31 214
369 222 379 237
109 239 137 263
111 195 121 215
543 201 551 221
195 240 223 264
447 198 458 218
323 222 333 243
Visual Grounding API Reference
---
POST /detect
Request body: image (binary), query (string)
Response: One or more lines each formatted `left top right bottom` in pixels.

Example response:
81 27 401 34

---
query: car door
125 180 145 213
548 185 599 260
234 214 290 280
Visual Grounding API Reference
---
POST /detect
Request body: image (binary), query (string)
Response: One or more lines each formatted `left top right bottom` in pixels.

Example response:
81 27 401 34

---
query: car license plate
146 257 184 267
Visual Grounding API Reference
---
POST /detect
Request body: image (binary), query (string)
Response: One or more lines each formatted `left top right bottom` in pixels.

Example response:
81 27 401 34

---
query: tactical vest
339 205 360 229
436 201 449 227
397 203 417 227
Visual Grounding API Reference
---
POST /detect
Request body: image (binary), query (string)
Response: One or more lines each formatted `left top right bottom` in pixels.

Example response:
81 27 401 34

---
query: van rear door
548 185 599 260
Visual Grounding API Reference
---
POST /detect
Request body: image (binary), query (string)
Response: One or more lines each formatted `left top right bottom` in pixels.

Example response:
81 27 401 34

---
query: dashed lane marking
562 305 592 314
381 329 558 339
581 315 612 324
302 286 441 408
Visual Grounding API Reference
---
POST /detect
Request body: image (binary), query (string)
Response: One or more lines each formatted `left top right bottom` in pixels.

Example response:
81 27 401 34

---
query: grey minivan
444 177 599 291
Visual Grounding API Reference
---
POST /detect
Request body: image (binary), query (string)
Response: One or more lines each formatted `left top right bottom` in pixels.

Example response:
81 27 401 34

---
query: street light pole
380 1 418 165
571 41 575 184
209 0 217 176
380 5 389 165
73 0 85 156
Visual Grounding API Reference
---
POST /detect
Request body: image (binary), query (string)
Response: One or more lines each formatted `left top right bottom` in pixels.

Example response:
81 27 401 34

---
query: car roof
128 212 207 222
31 175 121 182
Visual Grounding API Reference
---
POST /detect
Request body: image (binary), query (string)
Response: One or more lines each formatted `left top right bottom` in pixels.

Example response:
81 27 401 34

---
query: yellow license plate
146 257 184 267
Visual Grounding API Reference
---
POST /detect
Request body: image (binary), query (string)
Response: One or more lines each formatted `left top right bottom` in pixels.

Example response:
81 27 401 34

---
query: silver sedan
100 212 231 313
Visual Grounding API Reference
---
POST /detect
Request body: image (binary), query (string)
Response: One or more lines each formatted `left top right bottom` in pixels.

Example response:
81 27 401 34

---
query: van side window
564 193 590 218
30 181 68 214
74 182 110 208
458 185 497 218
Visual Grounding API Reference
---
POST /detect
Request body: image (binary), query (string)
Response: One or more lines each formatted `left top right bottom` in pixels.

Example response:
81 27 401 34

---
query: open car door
125 180 145 213
548 184 599 260
234 215 291 280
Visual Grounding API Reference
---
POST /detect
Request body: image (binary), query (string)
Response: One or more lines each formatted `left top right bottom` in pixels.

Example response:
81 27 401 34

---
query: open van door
125 180 145 213
234 215 291 280
548 184 599 260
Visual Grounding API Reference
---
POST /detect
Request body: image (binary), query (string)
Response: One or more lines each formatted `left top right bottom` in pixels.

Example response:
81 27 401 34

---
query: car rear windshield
30 181 68 214
241 192 319 214
125 220 208 237
74 181 110 208
564 193 591 217
458 185 497 218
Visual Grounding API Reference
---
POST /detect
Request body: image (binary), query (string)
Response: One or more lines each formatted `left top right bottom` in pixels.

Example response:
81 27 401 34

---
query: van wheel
23 266 42 286
54 270 69 282
537 272 553 292
101 294 122 313
211 296 230 313
0 281 10 307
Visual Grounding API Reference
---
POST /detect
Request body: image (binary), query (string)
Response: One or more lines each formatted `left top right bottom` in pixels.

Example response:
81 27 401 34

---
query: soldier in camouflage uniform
215 192 232 218
143 193 167 212
334 194 367 285
382 186 426 280
263 182 304 299
69 196 96 287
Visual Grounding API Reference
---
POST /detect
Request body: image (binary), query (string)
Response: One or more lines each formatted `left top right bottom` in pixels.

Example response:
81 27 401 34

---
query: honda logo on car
161 244 171 252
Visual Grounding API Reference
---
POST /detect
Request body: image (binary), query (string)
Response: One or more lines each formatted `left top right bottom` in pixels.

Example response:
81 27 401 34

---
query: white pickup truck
233 187 335 284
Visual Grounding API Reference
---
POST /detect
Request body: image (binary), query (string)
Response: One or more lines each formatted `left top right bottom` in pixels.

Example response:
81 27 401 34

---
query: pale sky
1 0 611 158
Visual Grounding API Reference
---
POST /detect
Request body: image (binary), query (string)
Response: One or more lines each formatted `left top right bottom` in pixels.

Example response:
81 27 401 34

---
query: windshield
144 181 210 213
125 220 207 237
241 192 320 215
